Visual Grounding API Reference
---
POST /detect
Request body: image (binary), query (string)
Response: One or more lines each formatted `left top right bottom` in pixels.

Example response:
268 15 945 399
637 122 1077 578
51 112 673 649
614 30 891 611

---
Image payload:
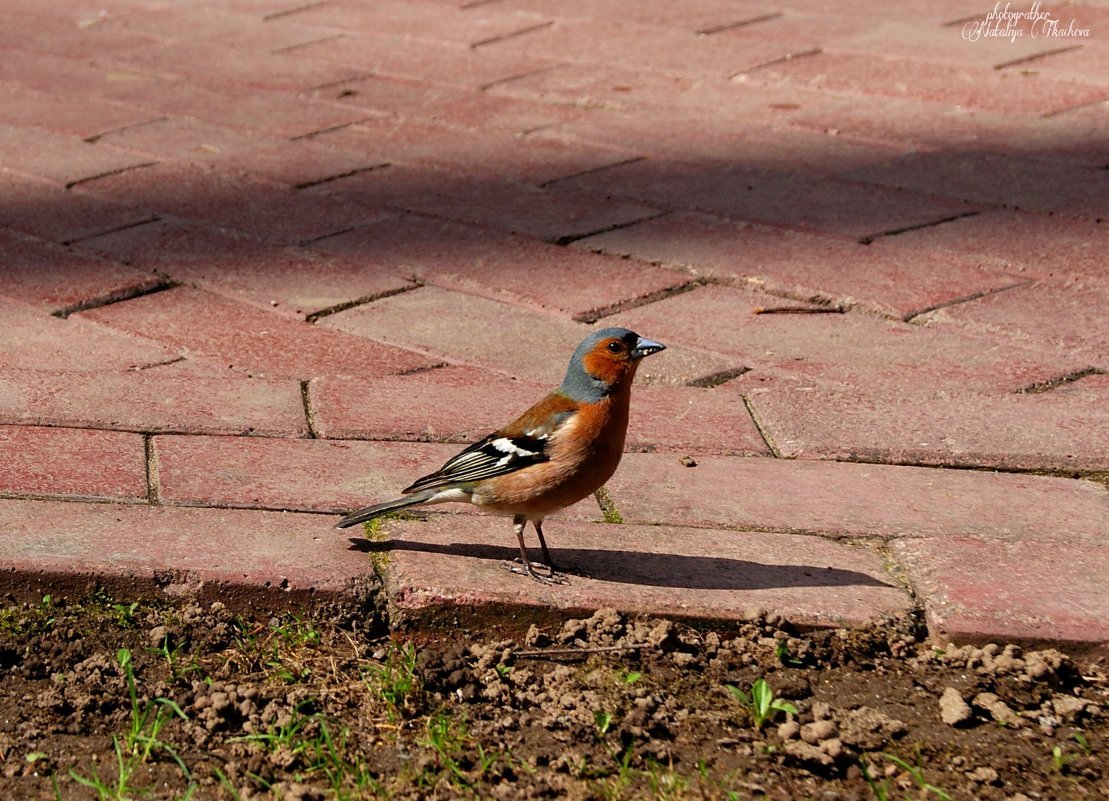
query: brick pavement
0 0 1106 653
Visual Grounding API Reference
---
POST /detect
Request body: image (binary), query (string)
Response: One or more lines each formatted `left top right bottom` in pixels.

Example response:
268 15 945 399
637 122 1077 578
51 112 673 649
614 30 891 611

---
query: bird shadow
347 538 893 592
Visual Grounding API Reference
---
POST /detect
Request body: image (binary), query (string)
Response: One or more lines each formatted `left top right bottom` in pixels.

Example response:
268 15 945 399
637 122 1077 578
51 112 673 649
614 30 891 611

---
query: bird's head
560 328 666 401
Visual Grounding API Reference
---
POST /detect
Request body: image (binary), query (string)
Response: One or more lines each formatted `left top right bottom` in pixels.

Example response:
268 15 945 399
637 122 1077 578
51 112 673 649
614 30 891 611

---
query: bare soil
0 591 1105 800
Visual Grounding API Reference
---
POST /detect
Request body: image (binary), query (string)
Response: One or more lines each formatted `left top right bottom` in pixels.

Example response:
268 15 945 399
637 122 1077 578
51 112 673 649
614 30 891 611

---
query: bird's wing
402 391 578 494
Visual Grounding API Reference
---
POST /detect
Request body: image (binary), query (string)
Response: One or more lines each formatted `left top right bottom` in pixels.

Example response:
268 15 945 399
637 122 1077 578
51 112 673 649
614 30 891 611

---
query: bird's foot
505 558 568 585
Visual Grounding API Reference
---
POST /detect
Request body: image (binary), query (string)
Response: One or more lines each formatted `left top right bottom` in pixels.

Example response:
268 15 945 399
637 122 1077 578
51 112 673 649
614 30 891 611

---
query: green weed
724 678 798 730
365 642 420 720
862 752 951 801
69 648 193 800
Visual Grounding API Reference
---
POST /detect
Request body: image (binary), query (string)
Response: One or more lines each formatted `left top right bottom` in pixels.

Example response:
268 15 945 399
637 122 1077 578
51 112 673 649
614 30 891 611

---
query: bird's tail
335 489 437 529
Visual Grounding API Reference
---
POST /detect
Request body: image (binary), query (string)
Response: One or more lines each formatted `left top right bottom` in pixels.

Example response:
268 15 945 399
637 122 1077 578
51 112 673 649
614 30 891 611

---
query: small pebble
939 687 973 726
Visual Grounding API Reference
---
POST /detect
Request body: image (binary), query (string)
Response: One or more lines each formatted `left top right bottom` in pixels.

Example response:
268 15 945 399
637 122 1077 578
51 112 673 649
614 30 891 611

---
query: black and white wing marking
402 433 551 494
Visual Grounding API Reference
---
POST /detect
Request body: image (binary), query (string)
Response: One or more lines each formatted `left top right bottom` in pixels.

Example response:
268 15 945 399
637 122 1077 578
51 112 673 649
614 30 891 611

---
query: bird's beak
631 336 666 360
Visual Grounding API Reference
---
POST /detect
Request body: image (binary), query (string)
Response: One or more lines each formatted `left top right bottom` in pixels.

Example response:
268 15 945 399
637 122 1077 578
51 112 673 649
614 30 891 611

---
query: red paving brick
0 498 368 602
0 368 308 436
286 31 560 89
308 160 664 244
922 281 1109 363
0 0 1105 644
0 11 159 60
0 172 156 245
578 211 1024 320
312 115 641 186
787 95 1109 169
561 159 977 240
73 219 412 318
285 0 551 47
0 425 146 501
94 117 276 165
870 209 1109 284
540 108 907 171
309 367 539 442
484 18 811 77
0 296 173 372
744 50 1107 115
116 39 366 93
496 0 771 32
101 76 370 140
313 74 588 134
309 368 768 455
606 454 1109 541
744 385 1109 472
77 286 435 381
375 516 911 628
0 82 158 140
154 434 601 521
844 151 1109 219
78 161 376 245
892 536 1109 655
306 213 691 321
318 286 737 386
607 284 1074 394
0 122 153 187
0 228 162 315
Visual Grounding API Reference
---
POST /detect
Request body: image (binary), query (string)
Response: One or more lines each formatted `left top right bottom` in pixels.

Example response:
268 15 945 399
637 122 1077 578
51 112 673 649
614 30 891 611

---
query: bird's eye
606 341 624 354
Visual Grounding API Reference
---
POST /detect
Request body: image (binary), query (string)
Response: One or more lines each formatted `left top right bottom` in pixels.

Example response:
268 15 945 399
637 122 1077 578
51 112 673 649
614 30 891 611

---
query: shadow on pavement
348 537 892 591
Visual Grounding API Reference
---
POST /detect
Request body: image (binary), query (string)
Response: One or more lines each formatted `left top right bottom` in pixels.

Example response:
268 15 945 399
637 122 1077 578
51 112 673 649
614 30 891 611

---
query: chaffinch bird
336 328 666 583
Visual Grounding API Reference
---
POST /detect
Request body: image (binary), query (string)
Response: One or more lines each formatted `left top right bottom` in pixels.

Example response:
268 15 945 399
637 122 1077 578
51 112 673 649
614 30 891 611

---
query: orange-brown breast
474 378 635 515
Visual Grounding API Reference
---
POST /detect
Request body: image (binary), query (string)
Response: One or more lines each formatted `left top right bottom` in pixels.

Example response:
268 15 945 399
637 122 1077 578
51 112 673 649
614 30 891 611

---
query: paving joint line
1016 366 1107 394
868 538 924 614
302 73 378 96
942 12 984 26
686 367 751 389
548 209 669 247
730 47 822 79
479 64 562 92
299 380 318 439
65 161 160 190
537 156 647 190
593 487 623 524
740 396 782 458
1041 97 1109 119
50 279 180 319
60 215 162 247
271 34 346 55
289 118 374 141
395 361 451 377
471 20 554 49
833 454 1109 483
83 117 169 144
0 492 151 507
994 44 1084 70
144 434 160 504
262 1 328 21
298 226 361 247
293 163 391 189
902 279 1031 323
573 278 704 324
697 12 783 35
857 211 982 245
304 280 423 322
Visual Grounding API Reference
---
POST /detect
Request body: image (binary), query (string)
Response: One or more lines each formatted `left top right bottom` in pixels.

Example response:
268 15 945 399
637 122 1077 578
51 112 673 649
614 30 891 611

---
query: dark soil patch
0 592 1105 800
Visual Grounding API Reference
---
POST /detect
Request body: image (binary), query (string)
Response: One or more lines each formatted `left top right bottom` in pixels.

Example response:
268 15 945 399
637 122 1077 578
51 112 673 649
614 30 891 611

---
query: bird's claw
505 558 569 585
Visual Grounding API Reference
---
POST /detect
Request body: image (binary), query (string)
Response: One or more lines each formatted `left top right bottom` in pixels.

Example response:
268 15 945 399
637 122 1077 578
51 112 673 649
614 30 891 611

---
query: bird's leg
533 519 559 572
508 514 565 584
